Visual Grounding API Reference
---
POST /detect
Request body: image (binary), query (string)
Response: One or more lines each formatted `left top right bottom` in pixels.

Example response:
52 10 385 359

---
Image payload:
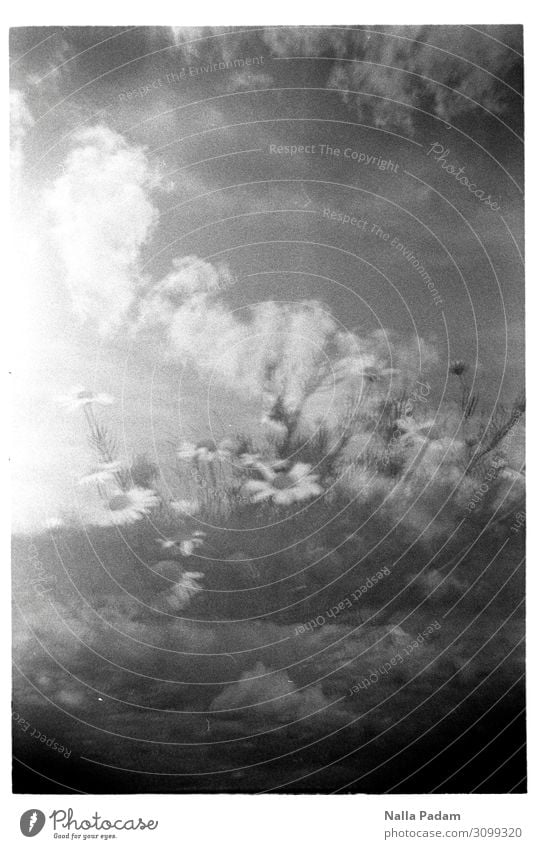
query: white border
3 3 537 846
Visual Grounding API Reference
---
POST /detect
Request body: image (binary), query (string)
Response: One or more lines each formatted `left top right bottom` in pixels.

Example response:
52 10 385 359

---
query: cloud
168 26 522 135
47 125 160 332
327 26 522 135
210 661 335 724
135 252 440 427
44 121 440 424
138 267 370 413
259 25 522 135
10 90 34 184
261 27 349 59
26 35 73 89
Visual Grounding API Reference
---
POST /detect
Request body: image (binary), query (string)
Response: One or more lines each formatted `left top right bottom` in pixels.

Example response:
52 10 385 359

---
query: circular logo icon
20 810 46 837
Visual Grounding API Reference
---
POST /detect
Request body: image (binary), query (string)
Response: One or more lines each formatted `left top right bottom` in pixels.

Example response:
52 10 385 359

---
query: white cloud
43 122 440 427
326 26 521 134
210 661 335 724
139 267 369 413
10 89 34 184
47 125 160 333
259 25 522 136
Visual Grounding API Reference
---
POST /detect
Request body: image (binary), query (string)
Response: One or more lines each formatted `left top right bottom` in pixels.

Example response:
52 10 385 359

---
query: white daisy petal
79 461 122 486
91 487 158 527
288 462 312 482
252 488 273 502
57 386 115 412
274 490 295 505
177 441 197 460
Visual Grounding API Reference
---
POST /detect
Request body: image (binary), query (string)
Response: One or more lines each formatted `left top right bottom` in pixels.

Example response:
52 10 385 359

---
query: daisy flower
168 571 205 610
238 452 261 468
177 438 234 463
244 461 323 506
44 516 63 530
93 487 159 526
336 356 399 383
260 415 288 438
449 360 468 376
57 385 114 412
178 533 206 556
78 461 122 486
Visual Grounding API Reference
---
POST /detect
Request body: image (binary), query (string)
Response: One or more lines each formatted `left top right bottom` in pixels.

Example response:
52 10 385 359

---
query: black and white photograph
10 20 526 803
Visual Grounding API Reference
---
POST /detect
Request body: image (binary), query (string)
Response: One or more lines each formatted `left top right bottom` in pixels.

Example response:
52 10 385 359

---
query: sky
9 25 524 530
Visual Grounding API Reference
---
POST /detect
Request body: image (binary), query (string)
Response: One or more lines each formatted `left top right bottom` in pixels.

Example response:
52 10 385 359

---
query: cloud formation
325 26 522 135
10 90 34 185
138 264 383 415
46 123 437 424
47 125 160 332
166 26 521 136
210 661 335 724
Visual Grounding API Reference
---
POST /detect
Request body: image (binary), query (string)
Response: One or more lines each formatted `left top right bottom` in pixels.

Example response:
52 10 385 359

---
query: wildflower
44 516 63 529
260 416 288 438
449 360 467 376
337 356 399 382
93 487 158 526
238 452 261 468
177 438 234 463
57 385 114 411
244 461 323 505
168 571 205 610
157 532 206 556
178 533 206 556
78 461 122 486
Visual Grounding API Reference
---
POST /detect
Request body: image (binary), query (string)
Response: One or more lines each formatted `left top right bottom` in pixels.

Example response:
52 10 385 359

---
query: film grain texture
10 24 525 794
